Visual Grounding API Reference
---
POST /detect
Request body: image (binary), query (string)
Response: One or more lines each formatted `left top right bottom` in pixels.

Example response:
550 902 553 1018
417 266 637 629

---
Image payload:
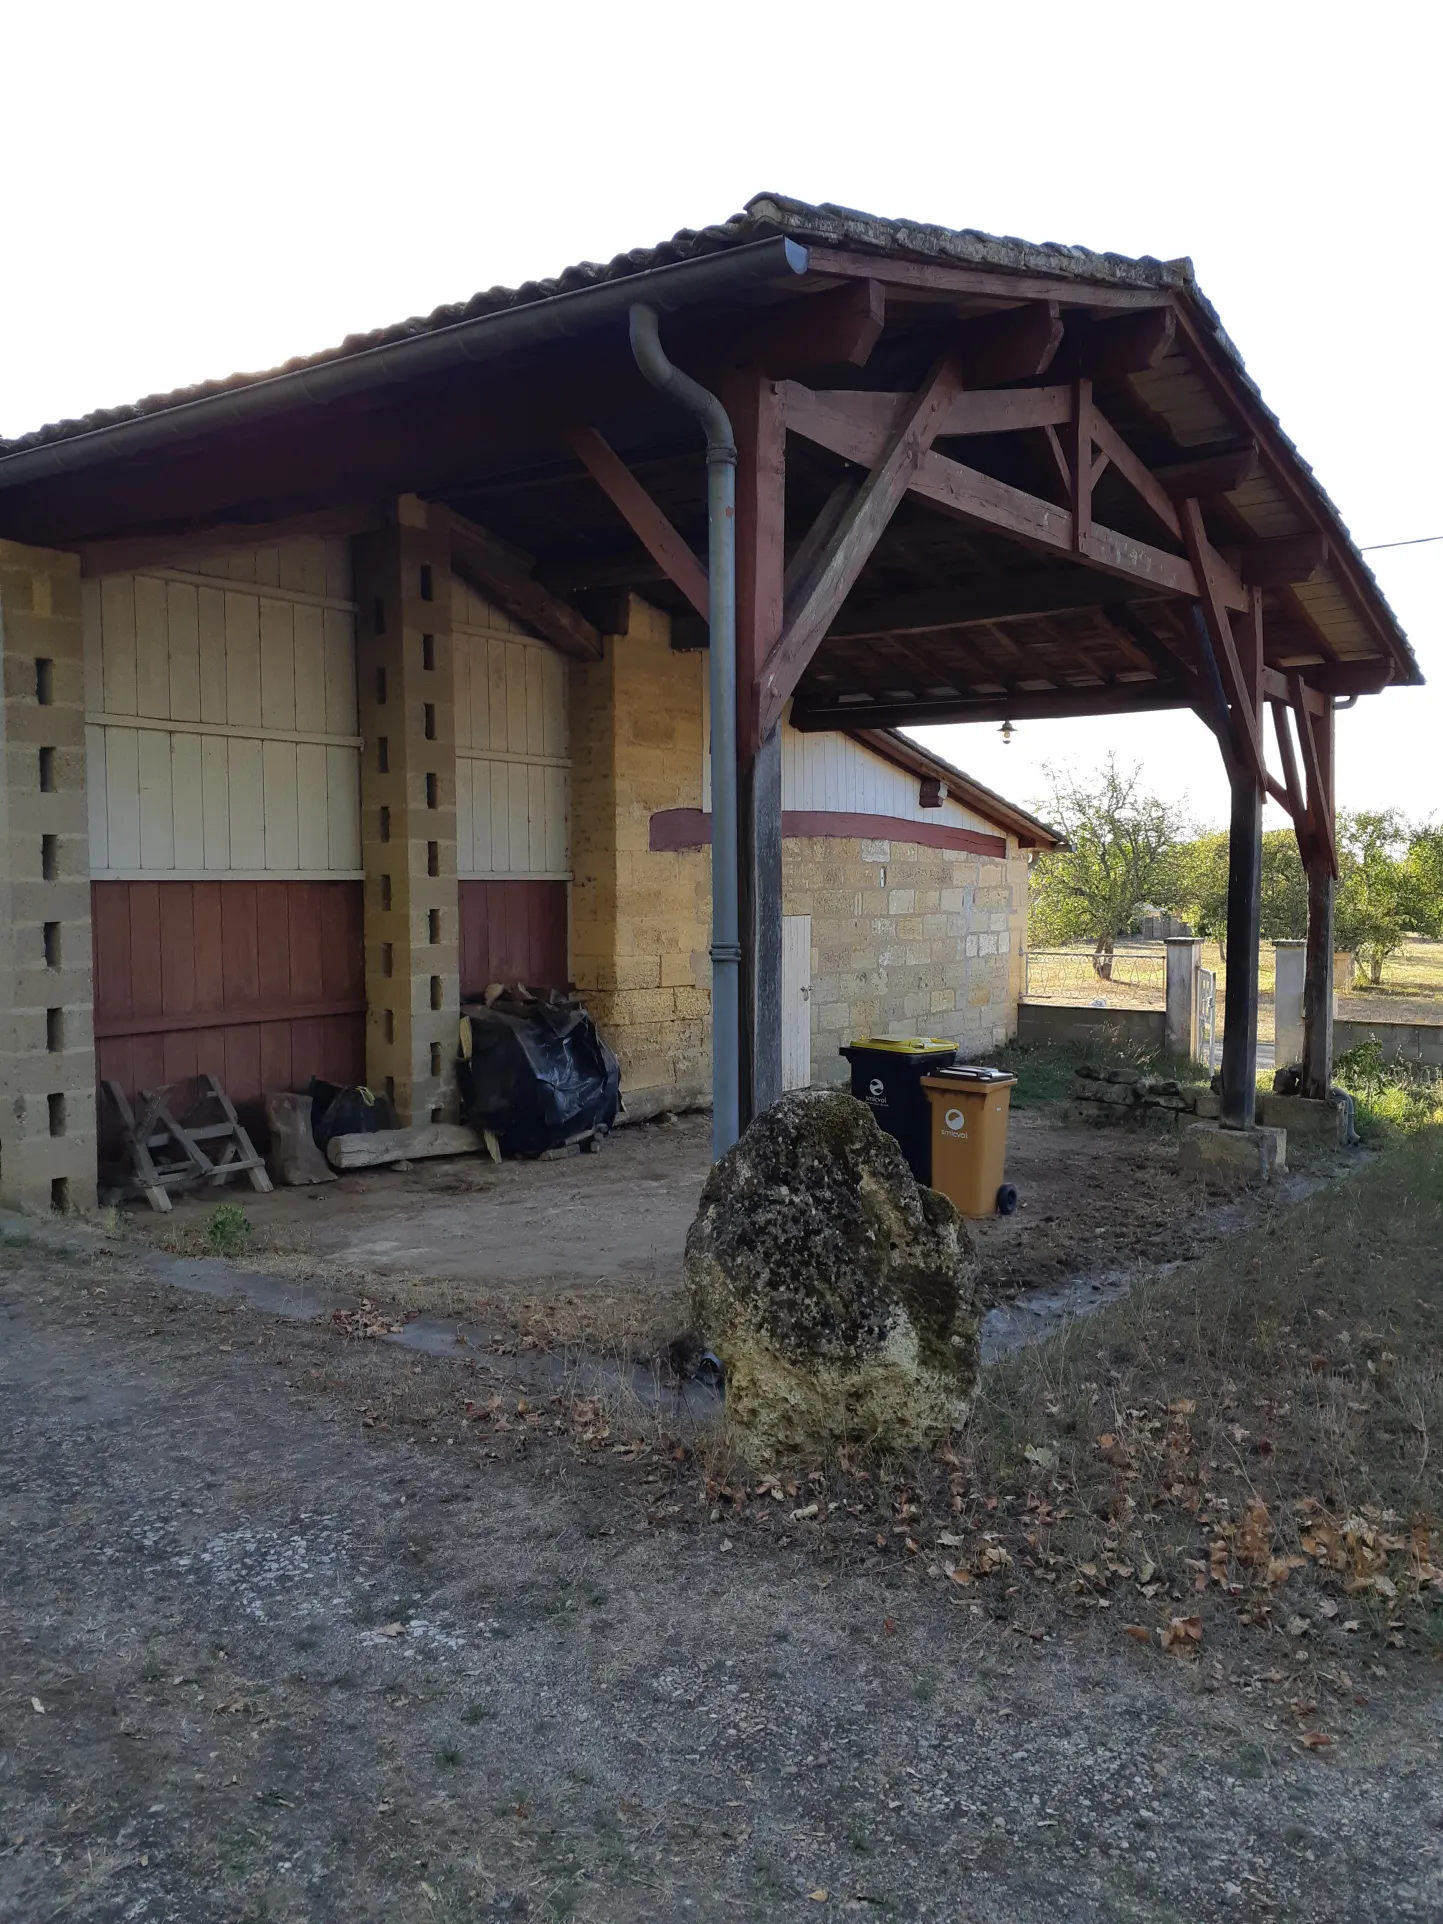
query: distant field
1022 937 1443 1040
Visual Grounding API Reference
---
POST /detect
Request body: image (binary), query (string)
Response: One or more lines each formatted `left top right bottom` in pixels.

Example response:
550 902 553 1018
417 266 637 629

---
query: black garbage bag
309 1079 395 1150
457 1000 620 1158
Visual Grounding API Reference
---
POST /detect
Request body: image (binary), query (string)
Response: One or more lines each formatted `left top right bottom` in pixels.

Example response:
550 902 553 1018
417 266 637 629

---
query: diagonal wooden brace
758 354 964 736
568 425 710 618
1178 497 1267 788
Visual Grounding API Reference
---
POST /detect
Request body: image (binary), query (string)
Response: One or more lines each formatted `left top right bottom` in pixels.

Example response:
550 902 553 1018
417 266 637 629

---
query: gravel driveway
2 1241 1440 1922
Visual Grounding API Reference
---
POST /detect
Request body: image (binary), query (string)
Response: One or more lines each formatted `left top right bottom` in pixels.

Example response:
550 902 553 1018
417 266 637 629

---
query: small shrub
1335 1039 1443 1137
203 1202 253 1258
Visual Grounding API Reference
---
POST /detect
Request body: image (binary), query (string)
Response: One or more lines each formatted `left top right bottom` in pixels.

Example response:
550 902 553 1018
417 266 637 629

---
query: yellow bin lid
847 1036 956 1055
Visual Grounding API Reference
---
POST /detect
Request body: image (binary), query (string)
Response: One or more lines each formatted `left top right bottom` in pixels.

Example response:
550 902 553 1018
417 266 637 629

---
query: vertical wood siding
458 880 569 995
92 878 366 1160
84 538 362 878
700 685 997 837
452 579 569 879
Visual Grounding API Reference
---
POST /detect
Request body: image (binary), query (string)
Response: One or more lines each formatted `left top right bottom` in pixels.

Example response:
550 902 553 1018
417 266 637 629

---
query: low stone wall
1070 1065 1218 1128
1335 1017 1443 1071
1016 1002 1166 1053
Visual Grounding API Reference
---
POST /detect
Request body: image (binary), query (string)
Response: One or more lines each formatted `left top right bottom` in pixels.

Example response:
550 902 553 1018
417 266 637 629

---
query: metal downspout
628 303 740 1160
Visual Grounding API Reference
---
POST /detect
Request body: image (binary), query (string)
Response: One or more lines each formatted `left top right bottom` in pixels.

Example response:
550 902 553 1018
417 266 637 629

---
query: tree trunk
1092 936 1115 981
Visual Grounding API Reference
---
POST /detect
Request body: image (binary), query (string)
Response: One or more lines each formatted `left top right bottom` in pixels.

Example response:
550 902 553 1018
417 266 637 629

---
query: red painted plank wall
92 880 366 1160
458 880 569 997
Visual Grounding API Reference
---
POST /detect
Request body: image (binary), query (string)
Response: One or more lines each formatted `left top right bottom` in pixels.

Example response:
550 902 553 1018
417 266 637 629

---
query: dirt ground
127 1107 1351 1333
4 1236 1441 1923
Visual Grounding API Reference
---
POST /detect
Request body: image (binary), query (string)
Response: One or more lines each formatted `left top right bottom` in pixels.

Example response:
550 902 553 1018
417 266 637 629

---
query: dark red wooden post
724 368 787 1124
1301 703 1336 1099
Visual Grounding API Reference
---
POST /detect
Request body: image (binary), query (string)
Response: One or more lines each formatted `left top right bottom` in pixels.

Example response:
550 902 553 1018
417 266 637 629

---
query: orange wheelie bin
920 1065 1019 1217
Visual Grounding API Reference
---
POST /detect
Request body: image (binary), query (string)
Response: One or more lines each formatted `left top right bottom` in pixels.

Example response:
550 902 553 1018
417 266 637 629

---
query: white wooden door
782 914 812 1091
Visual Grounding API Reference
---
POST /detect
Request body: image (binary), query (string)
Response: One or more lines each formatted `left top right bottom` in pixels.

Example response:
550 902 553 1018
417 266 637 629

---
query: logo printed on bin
944 1107 966 1133
868 1077 886 1099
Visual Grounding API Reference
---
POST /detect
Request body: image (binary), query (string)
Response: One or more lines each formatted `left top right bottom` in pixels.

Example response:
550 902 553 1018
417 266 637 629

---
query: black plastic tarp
457 1002 620 1158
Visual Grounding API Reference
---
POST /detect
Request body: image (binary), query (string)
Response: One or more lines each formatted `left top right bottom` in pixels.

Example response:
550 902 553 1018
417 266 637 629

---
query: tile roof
0 191 1413 680
0 192 1214 459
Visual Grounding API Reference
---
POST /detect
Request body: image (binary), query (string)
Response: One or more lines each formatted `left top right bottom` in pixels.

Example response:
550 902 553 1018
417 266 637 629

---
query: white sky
3 0 1437 830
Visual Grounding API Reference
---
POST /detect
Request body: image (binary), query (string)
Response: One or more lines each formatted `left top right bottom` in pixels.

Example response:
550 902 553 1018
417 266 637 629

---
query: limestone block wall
0 541 97 1210
569 597 711 1106
784 832 1030 1081
351 501 460 1125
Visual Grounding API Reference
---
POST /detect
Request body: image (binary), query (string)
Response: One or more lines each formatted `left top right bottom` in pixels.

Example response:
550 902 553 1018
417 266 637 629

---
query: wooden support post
1301 702 1337 1099
725 369 787 1125
1219 588 1266 1130
1220 766 1263 1130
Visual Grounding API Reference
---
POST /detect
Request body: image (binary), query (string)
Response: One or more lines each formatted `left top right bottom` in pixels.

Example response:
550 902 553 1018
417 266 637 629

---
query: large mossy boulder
683 1089 979 1460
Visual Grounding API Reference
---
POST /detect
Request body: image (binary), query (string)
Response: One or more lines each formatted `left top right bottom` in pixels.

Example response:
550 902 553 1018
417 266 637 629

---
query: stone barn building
0 192 1414 1206
0 528 1053 1208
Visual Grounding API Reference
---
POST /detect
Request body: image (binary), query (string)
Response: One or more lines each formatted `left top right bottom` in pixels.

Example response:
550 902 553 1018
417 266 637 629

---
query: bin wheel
995 1183 1019 1216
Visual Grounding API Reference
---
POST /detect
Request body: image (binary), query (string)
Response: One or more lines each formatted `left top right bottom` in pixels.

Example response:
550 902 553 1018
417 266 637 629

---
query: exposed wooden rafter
955 301 1063 385
567 426 709 618
1241 531 1328 586
1061 306 1177 379
438 505 602 662
1155 441 1260 500
827 570 1159 640
791 681 1190 732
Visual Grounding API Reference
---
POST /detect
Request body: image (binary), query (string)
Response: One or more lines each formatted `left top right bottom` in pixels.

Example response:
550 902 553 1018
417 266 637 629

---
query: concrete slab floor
114 1106 1360 1350
135 1110 714 1298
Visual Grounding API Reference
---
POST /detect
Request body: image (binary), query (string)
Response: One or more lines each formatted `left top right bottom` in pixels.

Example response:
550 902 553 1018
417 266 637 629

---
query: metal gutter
0 236 809 490
628 303 741 1161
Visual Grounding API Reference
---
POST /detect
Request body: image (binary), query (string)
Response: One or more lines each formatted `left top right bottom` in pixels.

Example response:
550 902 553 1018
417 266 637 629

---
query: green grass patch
1334 1038 1443 1141
974 1036 1209 1108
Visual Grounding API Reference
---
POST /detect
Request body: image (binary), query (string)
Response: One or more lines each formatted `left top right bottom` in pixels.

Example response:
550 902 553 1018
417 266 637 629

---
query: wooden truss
561 292 1347 1110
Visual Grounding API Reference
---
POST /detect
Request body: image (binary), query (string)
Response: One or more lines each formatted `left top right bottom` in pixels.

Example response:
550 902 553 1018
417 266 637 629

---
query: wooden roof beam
827 571 1159 640
955 301 1064 385
567 425 709 618
792 682 1191 731
438 506 603 662
1061 306 1177 379
781 379 1249 610
1240 531 1328 586
1156 440 1260 500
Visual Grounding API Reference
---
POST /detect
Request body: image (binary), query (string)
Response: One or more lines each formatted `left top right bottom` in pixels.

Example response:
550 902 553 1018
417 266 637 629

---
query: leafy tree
1401 824 1443 940
1173 828 1308 959
1335 810 1412 985
1028 757 1189 978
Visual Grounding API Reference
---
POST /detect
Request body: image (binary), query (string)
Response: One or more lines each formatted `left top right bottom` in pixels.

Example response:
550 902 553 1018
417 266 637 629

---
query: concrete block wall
569 597 711 1107
351 500 460 1124
0 540 97 1210
785 833 1029 1081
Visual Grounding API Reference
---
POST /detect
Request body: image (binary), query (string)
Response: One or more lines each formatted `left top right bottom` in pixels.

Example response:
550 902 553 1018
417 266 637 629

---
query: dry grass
1025 937 1443 1040
675 1127 1443 1683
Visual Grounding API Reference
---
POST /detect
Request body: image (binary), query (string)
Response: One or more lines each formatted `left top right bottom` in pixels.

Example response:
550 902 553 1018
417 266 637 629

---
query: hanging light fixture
999 719 1016 746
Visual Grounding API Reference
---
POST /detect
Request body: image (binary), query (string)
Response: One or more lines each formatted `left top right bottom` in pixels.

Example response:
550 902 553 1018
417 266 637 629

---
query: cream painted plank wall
452 578 570 881
700 683 1001 838
83 537 363 879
